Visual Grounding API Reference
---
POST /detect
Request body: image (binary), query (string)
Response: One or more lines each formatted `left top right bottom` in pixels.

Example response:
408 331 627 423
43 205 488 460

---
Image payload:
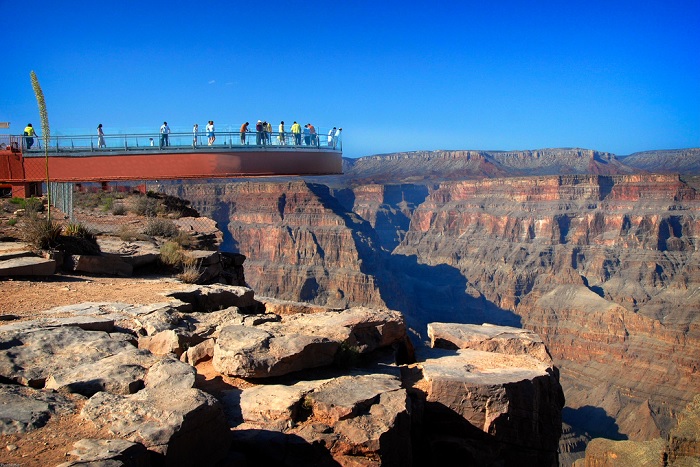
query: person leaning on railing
240 122 249 144
23 123 36 150
291 121 302 145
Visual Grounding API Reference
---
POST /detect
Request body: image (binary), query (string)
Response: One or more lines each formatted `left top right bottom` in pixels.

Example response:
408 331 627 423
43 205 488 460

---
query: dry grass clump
20 216 62 249
160 241 202 283
176 257 203 284
132 195 160 217
160 241 185 266
63 222 96 240
144 218 179 238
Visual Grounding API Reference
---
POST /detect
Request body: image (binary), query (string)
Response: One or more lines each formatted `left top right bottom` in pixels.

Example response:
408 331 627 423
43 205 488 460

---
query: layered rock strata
156 171 700 462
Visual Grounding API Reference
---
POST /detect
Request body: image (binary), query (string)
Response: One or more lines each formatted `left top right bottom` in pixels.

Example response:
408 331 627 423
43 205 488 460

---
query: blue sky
2 0 698 158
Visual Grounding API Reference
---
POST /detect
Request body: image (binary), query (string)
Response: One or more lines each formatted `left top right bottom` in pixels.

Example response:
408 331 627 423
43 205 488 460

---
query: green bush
101 196 114 212
7 218 17 226
63 222 96 240
10 197 44 213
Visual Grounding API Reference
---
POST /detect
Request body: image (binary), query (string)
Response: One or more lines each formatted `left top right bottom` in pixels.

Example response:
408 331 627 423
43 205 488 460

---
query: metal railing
10 130 343 154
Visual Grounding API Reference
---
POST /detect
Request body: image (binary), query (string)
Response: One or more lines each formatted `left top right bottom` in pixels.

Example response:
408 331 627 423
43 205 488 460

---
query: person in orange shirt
240 122 249 145
308 123 317 146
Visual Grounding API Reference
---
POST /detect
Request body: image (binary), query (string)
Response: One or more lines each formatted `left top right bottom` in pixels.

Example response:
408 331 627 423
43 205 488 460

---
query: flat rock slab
214 325 339 378
427 322 552 363
81 387 230 465
57 438 150 467
0 256 56 276
166 284 259 312
45 348 161 397
0 383 80 434
309 373 403 424
69 254 133 277
261 307 407 353
97 238 160 268
235 380 324 428
0 326 136 388
0 241 33 261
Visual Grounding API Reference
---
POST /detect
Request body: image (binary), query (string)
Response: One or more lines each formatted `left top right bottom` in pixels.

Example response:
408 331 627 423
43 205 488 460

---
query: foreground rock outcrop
0 284 564 466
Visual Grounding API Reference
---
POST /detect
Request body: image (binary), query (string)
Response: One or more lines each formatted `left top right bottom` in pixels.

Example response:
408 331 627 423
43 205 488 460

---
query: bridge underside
1 147 343 197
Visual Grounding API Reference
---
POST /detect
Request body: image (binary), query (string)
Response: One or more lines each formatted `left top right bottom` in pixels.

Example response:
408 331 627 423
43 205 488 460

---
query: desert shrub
101 196 114 212
333 342 362 369
176 256 202 283
74 192 102 209
10 197 44 213
63 222 96 240
160 241 185 266
20 217 62 249
59 234 101 255
144 218 179 238
116 225 139 241
132 195 160 217
171 230 195 248
111 203 127 215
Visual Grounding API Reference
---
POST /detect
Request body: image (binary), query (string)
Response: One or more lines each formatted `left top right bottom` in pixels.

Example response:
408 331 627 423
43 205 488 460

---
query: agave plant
30 71 51 220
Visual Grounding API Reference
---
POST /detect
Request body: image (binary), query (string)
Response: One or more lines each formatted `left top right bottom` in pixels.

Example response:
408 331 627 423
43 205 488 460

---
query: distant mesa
337 147 700 185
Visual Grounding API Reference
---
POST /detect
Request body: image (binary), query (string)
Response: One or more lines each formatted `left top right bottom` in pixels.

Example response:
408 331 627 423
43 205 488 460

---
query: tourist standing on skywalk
206 121 215 145
291 121 302 145
97 124 106 148
159 122 170 148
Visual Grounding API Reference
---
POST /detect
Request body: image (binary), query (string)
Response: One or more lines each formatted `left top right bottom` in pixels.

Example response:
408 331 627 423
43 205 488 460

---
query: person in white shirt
193 123 199 148
159 122 170 148
206 120 215 145
97 124 106 148
334 127 342 149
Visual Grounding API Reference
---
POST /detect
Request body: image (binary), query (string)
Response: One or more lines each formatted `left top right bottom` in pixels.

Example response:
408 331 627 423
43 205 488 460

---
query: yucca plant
63 222 96 240
30 71 51 221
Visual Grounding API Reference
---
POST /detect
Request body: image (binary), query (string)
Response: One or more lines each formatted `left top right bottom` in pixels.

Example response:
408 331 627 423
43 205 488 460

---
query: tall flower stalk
30 71 51 220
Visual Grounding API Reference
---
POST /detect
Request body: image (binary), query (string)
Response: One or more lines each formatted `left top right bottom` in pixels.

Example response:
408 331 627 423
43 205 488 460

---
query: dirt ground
0 273 189 319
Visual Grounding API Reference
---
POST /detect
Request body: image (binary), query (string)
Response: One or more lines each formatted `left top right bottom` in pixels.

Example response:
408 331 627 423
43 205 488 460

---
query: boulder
230 371 411 466
0 256 56 276
68 254 133 277
138 329 184 356
235 380 324 429
263 307 407 354
414 347 564 466
0 326 136 388
81 386 230 465
144 357 196 391
97 238 160 269
427 322 553 363
165 284 260 312
45 348 160 396
57 438 150 467
213 325 340 378
180 338 215 365
0 384 80 434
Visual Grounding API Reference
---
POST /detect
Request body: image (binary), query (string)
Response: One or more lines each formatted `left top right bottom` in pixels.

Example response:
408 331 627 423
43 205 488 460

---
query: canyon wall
156 171 700 462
